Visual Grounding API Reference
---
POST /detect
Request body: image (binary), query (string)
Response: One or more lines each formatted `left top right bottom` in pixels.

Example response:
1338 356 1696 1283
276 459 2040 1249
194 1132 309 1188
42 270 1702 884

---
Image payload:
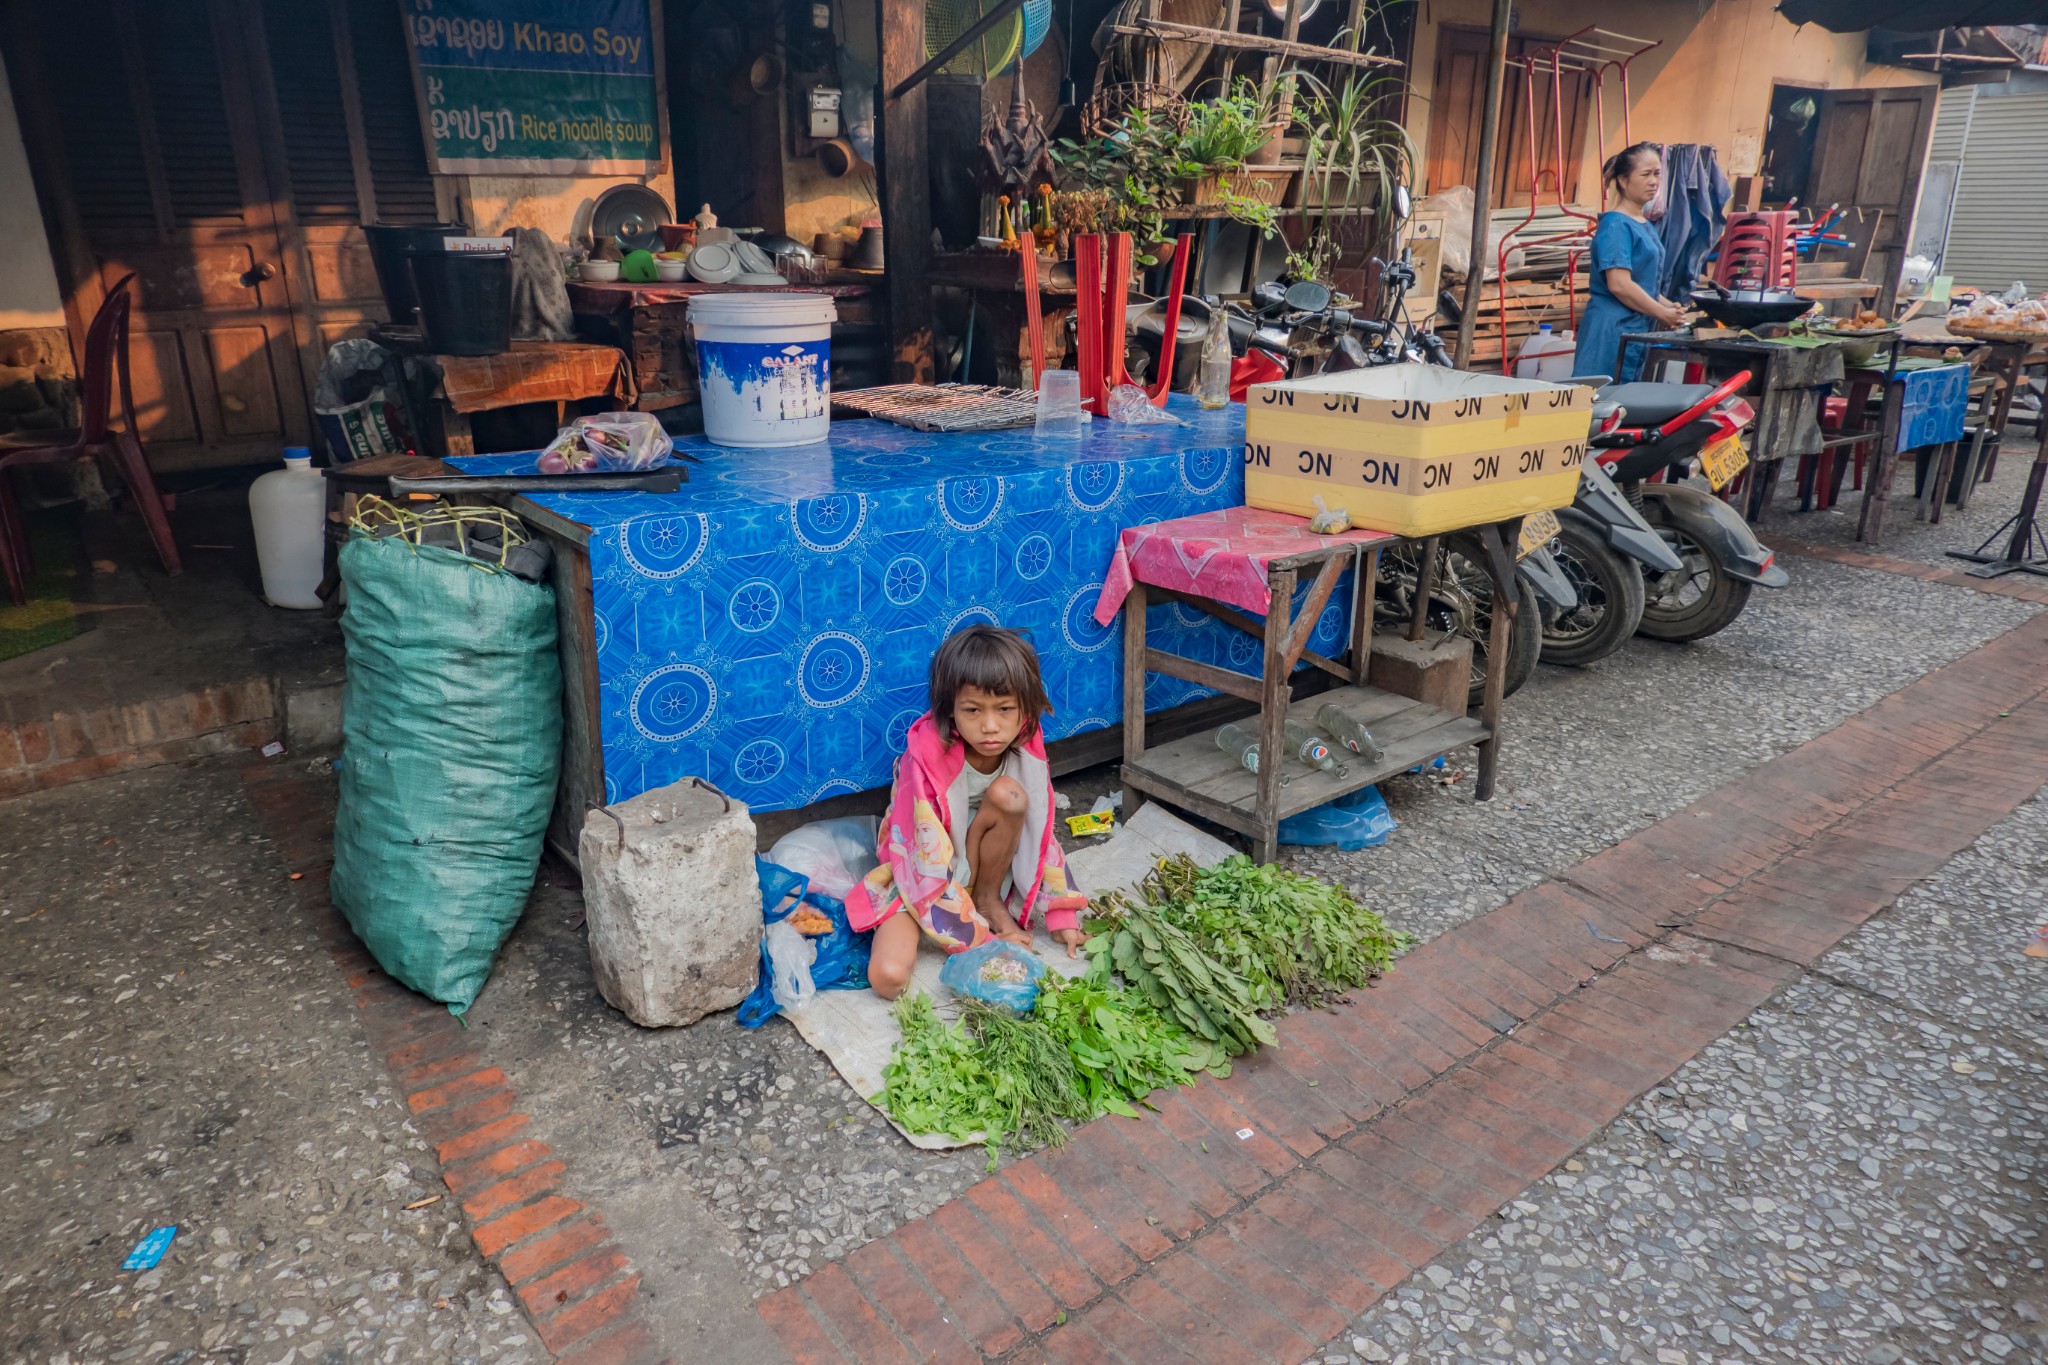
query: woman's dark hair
929 624 1052 744
1602 141 1662 195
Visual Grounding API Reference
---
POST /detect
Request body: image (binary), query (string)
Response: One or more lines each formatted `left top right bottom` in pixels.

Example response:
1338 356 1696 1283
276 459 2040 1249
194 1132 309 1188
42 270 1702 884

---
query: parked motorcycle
1588 369 1790 640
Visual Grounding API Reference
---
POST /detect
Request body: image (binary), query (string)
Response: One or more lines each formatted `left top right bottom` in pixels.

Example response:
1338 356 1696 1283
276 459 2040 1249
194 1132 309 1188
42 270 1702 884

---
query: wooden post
1121 582 1149 819
1349 547 1378 683
877 0 935 382
1453 0 1513 370
1255 567 1296 863
1473 521 1517 801
1406 535 1439 642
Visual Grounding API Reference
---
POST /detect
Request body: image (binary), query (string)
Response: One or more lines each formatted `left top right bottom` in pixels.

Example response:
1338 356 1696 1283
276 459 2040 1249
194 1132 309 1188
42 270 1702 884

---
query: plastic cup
1036 369 1084 438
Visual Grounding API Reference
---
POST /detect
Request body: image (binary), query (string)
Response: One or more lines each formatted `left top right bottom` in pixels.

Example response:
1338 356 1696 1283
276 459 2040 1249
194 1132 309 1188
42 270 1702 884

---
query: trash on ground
122 1226 177 1271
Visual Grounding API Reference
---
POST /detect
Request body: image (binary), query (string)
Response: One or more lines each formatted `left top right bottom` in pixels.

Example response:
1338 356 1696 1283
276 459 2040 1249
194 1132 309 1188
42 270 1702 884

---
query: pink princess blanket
845 714 1088 950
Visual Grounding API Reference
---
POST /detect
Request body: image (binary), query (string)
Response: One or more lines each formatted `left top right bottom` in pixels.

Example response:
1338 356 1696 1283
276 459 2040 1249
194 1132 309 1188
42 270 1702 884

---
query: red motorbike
1587 368 1789 640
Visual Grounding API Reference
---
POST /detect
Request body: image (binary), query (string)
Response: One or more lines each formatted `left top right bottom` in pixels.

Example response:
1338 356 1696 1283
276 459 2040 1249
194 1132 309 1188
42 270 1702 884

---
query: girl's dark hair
929 625 1051 744
1602 141 1661 194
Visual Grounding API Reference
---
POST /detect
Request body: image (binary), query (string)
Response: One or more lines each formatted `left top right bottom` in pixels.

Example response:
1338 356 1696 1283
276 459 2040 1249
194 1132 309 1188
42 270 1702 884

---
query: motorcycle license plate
1516 509 1561 559
1699 434 1749 491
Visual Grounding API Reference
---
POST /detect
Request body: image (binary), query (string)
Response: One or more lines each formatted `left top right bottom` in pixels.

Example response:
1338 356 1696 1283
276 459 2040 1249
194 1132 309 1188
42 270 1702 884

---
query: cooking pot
1688 286 1816 330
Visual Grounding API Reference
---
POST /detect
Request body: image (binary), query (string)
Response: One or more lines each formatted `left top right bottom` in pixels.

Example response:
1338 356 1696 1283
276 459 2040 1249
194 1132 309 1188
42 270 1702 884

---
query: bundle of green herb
879 993 1005 1146
1035 974 1206 1112
958 998 1093 1152
1147 854 1409 1008
1084 890 1277 1059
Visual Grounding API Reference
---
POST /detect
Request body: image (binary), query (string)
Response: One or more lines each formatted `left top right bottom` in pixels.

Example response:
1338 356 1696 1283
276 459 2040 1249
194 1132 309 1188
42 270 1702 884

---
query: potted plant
1292 69 1415 223
1052 84 1288 261
1176 80 1292 210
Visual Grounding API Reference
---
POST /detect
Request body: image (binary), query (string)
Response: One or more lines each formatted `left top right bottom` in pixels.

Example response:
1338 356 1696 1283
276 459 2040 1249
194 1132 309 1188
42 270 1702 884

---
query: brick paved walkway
1770 536 2048 607
756 613 2048 1365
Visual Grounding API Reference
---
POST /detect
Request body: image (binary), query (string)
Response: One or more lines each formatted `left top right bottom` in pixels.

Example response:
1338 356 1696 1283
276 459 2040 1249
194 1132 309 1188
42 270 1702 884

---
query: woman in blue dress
1573 143 1688 383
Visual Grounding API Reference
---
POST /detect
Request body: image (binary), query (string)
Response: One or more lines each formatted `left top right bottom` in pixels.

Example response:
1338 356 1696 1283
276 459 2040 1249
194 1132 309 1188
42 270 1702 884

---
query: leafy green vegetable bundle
879 854 1409 1165
1145 854 1410 1009
880 976 1200 1166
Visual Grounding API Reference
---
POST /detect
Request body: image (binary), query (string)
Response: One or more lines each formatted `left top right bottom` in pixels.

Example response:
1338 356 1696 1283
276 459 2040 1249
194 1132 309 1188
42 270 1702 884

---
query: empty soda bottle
1315 701 1386 764
1216 722 1289 785
1284 720 1349 777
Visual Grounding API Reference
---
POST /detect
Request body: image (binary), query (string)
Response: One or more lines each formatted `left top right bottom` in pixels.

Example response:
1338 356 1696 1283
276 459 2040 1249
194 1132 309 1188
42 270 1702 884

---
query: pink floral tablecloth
1093 505 1398 625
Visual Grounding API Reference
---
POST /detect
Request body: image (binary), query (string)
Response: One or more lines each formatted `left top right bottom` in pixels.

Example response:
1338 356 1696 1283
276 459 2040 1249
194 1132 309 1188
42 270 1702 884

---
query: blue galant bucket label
697 339 831 425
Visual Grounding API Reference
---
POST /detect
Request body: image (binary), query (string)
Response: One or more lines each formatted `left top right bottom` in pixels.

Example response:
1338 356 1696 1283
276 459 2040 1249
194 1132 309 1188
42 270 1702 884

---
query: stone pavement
0 762 544 1365
2 485 2045 1365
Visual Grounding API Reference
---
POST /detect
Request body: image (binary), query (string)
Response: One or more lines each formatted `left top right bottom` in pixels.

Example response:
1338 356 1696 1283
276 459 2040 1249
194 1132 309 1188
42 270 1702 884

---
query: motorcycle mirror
1392 185 1412 221
1283 279 1333 312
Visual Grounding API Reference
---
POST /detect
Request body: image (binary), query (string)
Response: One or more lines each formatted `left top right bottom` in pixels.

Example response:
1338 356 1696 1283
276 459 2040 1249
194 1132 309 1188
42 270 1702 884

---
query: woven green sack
331 528 562 1010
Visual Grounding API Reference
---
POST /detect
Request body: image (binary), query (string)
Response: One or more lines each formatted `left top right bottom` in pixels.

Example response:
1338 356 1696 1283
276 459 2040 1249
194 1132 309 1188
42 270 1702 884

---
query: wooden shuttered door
252 0 448 387
6 0 311 467
1807 86 1937 312
2 0 443 468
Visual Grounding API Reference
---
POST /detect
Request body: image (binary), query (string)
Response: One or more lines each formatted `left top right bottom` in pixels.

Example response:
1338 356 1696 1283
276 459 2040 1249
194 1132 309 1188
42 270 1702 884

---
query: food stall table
362 334 636 459
567 279 882 413
1093 506 1503 863
452 399 1265 861
1827 357 1973 545
1619 329 1846 522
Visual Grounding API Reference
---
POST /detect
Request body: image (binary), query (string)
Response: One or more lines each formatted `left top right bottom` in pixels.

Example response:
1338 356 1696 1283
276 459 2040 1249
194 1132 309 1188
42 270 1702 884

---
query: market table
453 398 1301 860
361 333 637 459
1618 329 1847 522
1092 505 1499 862
1827 357 1973 545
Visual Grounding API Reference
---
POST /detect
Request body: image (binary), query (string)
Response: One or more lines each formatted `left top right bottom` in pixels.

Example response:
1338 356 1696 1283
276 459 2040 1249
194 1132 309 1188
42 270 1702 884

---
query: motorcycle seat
1595 382 1719 429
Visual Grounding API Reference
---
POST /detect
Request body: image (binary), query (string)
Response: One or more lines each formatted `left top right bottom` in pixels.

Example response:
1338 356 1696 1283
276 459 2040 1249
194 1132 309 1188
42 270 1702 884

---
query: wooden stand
1118 525 1517 863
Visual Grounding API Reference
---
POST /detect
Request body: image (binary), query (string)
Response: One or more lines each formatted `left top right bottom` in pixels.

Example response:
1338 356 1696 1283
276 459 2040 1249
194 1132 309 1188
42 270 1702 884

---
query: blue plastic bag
1277 784 1398 850
737 859 874 1028
939 941 1046 1013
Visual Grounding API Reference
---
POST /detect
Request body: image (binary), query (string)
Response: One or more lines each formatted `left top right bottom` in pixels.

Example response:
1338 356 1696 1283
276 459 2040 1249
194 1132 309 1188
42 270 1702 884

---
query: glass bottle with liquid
1315 701 1386 764
1216 722 1288 785
1194 305 1232 409
1284 720 1348 777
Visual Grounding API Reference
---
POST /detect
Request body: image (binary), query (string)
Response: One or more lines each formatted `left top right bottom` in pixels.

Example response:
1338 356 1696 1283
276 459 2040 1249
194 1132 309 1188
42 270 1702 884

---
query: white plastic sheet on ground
781 803 1237 1148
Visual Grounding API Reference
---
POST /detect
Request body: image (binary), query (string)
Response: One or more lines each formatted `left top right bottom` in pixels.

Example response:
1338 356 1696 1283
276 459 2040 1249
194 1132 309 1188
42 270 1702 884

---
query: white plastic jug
249 447 326 609
1513 324 1577 381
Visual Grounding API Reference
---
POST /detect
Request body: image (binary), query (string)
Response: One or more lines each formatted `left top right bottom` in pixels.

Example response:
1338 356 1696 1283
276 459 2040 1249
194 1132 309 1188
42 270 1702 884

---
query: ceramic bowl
579 259 621 282
655 259 689 282
686 242 741 284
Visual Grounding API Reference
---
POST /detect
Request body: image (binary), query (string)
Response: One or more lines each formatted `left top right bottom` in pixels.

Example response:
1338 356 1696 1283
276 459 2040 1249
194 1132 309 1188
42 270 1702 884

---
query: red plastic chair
0 274 180 605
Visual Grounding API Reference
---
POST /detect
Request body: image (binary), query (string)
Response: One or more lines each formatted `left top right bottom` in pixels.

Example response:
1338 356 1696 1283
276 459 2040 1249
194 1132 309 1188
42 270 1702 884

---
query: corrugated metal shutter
1908 87 1973 262
1927 86 1975 162
1942 92 2048 288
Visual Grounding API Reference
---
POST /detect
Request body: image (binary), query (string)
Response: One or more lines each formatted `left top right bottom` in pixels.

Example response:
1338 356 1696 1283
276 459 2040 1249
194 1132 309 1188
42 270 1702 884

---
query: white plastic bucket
688 292 837 447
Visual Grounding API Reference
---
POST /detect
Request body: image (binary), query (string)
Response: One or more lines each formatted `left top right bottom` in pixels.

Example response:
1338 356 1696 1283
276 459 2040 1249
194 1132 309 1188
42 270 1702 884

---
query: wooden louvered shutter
348 0 441 223
254 0 449 396
6 0 311 466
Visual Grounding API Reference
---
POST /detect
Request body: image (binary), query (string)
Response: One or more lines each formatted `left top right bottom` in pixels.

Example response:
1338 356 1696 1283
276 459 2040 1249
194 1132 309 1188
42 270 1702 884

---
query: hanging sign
404 0 666 175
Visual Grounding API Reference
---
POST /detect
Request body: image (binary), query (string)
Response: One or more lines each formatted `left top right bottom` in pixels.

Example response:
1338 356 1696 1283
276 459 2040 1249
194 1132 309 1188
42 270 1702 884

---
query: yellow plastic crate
1244 365 1594 536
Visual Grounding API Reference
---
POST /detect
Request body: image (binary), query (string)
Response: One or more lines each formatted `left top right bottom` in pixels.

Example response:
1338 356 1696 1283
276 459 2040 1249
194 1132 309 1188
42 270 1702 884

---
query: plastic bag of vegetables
939 940 1047 1012
535 411 673 473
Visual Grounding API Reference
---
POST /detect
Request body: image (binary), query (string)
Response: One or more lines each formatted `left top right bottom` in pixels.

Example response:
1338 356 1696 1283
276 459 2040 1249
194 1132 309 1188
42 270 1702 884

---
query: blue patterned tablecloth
1890 361 1970 451
453 399 1356 812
